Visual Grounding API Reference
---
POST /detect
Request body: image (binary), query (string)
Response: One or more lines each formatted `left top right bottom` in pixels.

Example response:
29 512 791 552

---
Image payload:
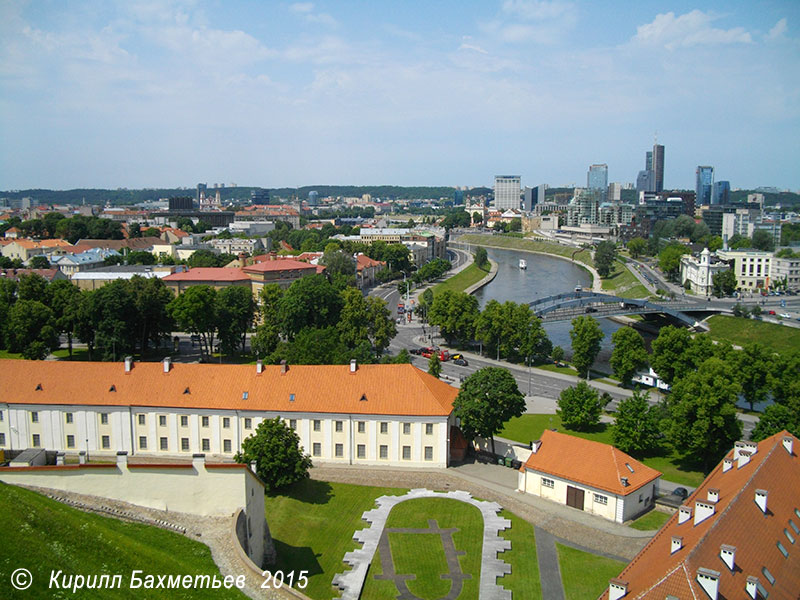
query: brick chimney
745 576 759 599
671 536 683 554
350 359 357 373
719 545 735 571
694 501 716 525
280 359 288 375
608 578 628 600
678 505 693 524
696 568 720 600
256 359 263 374
755 489 768 514
124 356 133 373
162 356 171 373
783 436 794 455
722 457 733 472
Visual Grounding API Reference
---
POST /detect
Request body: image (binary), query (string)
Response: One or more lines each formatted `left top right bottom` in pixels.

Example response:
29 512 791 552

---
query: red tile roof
522 430 661 496
0 360 456 416
163 267 251 282
598 432 800 599
243 259 317 274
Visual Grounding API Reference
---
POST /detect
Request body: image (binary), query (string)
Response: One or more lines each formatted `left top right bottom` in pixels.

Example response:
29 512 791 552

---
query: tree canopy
235 417 313 492
556 381 606 431
569 316 604 378
594 241 617 278
612 389 661 455
610 327 648 387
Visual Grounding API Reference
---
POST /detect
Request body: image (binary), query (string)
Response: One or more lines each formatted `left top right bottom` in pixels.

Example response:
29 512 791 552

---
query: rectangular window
762 566 775 585
32 434 41 447
313 442 321 457
402 445 411 460
180 415 188 427
424 446 433 461
792 520 800 536
357 444 366 459
159 415 167 427
66 435 75 448
425 423 433 435
223 439 232 453
139 436 147 450
223 417 230 429
0 410 3 421
594 493 608 505
0 433 5 446
357 421 366 434
777 541 788 558
380 445 388 459
160 437 168 451
202 438 210 452
66 413 73 424
542 478 555 488
785 528 796 544
202 416 209 427
335 420 343 432
335 443 344 457
380 422 388 434
138 414 146 426
289 419 297 430
101 435 110 449
313 419 321 432
181 437 189 451
403 423 411 435
31 412 38 423
100 413 109 425
244 418 252 429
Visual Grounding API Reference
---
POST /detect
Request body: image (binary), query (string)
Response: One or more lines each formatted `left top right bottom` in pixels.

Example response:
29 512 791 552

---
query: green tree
365 296 396 356
610 327 648 387
29 255 51 269
474 247 488 269
46 279 83 357
17 273 49 301
392 348 412 364
278 275 343 340
127 276 174 355
89 280 138 361
284 326 350 365
594 241 617 278
453 367 525 454
126 251 157 266
235 417 313 492
770 350 800 415
6 300 59 359
707 236 723 252
734 343 773 410
569 316 604 378
428 353 442 378
658 244 689 281
427 290 479 346
666 357 742 470
650 325 692 385
128 222 142 238
320 248 356 276
252 284 284 359
712 269 737 297
751 229 775 252
750 404 799 442
168 285 218 357
216 286 256 355
474 299 505 359
626 237 647 259
557 381 605 431
612 389 661 455
551 346 564 364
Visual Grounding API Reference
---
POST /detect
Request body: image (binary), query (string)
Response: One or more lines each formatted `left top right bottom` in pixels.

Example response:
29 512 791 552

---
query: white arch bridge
529 291 730 328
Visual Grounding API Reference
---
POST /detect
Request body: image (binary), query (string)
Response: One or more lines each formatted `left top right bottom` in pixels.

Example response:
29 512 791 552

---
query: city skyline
1 1 798 191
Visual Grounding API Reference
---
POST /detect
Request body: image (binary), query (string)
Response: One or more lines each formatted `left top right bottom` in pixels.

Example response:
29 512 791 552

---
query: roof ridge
409 365 456 412
611 444 622 485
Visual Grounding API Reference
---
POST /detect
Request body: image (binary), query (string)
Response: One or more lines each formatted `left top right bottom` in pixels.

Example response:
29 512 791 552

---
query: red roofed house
162 267 252 295
518 429 661 523
598 431 800 600
243 257 318 295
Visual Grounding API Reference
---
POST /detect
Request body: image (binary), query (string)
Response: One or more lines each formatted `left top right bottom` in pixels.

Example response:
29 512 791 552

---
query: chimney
116 451 128 469
250 460 257 473
162 356 171 373
679 505 693 524
719 545 735 571
280 359 288 375
56 452 65 466
124 356 133 373
745 576 759 599
350 359 357 373
755 489 768 514
737 450 751 469
696 568 720 600
734 440 757 459
621 476 629 487
722 457 733 472
608 578 628 600
256 359 263 374
530 440 542 453
694 501 716 525
671 536 683 554
192 453 206 472
78 451 86 465
783 436 794 455
707 488 720 503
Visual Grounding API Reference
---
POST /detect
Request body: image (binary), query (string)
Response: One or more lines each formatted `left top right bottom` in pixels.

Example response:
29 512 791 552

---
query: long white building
0 359 458 469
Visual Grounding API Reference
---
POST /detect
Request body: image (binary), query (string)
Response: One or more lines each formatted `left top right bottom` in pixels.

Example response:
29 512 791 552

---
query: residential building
607 183 622 203
494 176 521 210
162 267 252 295
517 430 661 523
0 268 68 283
71 265 184 291
599 432 799 600
679 248 730 296
567 188 601 226
210 237 265 256
1 239 74 262
716 248 773 291
0 359 458 468
696 166 714 205
243 257 319 295
772 253 800 291
50 248 120 277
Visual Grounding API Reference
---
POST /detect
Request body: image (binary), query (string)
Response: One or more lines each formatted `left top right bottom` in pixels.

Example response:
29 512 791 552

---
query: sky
1 0 799 192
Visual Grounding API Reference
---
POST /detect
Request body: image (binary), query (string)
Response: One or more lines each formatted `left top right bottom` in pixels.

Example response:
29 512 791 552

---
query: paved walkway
534 527 565 600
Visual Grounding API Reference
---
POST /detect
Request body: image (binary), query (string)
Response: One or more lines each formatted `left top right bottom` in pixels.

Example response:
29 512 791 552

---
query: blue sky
1 1 798 191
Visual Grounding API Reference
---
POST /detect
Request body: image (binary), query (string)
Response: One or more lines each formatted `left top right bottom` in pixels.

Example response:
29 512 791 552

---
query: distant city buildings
307 190 319 207
522 184 546 212
587 164 608 202
494 175 521 210
713 180 731 205
652 143 665 193
696 166 714 205
636 141 664 193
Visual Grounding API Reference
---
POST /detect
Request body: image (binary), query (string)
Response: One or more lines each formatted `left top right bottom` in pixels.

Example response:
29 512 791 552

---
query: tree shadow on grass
271 539 324 579
268 478 334 505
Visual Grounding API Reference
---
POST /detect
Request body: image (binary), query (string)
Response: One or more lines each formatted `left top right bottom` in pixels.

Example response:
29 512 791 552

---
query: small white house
518 430 661 523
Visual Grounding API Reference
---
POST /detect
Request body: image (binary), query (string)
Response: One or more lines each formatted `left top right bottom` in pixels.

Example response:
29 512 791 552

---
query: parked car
453 358 469 366
672 487 689 500
768 310 777 315
450 353 464 361
409 348 423 355
780 313 791 319
585 306 597 313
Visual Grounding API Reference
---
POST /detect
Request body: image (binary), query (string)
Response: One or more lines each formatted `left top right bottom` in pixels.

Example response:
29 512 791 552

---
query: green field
628 510 671 531
0 483 245 600
601 261 650 299
432 261 492 295
556 543 625 600
457 234 594 268
499 414 705 487
706 315 800 355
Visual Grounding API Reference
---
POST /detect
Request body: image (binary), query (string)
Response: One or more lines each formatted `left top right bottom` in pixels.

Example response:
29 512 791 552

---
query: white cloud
458 42 488 54
633 10 752 50
289 2 337 27
289 3 314 14
482 0 576 45
766 18 787 41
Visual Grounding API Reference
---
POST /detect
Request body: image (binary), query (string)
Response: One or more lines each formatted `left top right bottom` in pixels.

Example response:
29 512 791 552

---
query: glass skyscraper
652 144 665 193
713 181 730 205
587 164 608 190
696 166 714 205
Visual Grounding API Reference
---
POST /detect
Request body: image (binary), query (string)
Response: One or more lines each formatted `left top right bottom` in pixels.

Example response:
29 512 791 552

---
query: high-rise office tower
196 183 207 203
587 164 608 193
713 181 730 205
652 144 665 192
645 152 653 172
696 166 714 205
494 175 521 210
607 182 622 202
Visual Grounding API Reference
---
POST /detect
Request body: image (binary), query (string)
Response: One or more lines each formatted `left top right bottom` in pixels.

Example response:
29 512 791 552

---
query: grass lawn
498 509 542 599
457 234 594 268
601 261 649 299
432 261 492 295
0 483 245 600
706 315 800 355
499 414 705 487
361 498 483 600
0 349 23 359
51 348 92 360
533 362 579 376
629 510 671 531
556 543 626 600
